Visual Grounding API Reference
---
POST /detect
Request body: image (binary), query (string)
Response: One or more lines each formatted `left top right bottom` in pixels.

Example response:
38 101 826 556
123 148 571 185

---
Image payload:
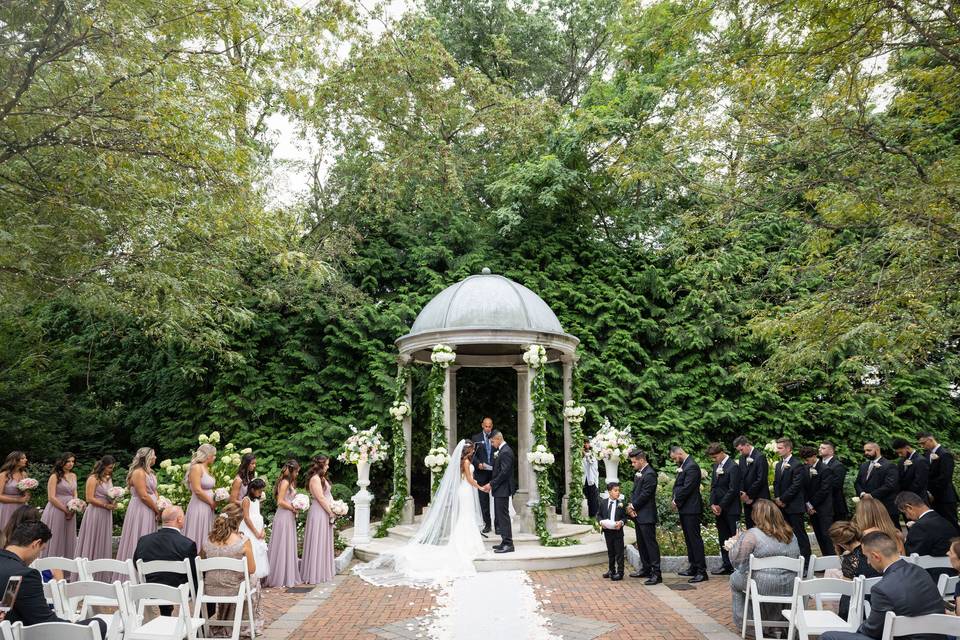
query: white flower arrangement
338 425 388 465
527 444 556 472
563 400 586 424
67 498 86 513
424 447 449 474
431 344 456 368
214 487 230 502
291 493 310 512
331 499 349 517
589 418 634 462
522 344 548 368
389 400 411 422
199 431 221 445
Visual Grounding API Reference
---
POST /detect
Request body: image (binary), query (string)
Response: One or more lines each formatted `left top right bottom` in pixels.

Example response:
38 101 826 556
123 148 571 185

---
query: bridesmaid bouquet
330 499 349 517
16 478 38 492
107 487 126 502
291 493 310 512
67 498 86 513
213 488 230 502
155 496 172 511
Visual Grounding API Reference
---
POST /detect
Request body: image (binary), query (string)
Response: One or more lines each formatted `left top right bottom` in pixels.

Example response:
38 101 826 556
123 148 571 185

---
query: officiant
472 417 495 534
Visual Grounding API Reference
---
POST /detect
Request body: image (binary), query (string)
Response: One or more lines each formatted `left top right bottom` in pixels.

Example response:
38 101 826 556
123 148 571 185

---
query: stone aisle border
259 576 347 640
644 582 741 640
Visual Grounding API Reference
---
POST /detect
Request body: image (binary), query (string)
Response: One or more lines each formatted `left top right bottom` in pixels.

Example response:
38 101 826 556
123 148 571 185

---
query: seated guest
821 531 945 640
1 506 61 582
853 496 905 555
0 521 107 635
728 499 801 633
133 505 198 616
830 521 881 619
201 503 261 637
948 539 960 614
897 491 958 582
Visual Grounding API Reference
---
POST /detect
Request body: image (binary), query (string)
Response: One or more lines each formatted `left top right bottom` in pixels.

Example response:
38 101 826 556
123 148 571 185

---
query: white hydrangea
424 447 449 474
527 444 556 471
563 400 586 424
431 344 457 368
522 344 548 368
389 400 411 421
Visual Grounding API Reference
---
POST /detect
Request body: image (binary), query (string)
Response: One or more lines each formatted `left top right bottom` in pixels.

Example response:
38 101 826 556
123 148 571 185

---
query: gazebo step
384 521 595 547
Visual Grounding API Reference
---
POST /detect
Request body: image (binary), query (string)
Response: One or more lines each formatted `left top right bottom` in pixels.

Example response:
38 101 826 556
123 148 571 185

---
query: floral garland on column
375 365 411 537
428 344 455 493
524 344 578 547
564 357 589 524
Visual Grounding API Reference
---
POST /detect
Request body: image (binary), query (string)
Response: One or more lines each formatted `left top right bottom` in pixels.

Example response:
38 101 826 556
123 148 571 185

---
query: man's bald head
161 506 185 527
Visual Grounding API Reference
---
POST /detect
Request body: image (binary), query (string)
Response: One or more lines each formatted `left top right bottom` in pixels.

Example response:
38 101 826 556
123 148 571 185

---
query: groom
483 430 516 553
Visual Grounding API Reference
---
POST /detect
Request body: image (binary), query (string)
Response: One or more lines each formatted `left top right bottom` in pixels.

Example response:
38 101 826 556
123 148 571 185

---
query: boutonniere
494 451 500 459
782 462 791 469
903 459 913 467
716 467 725 475
746 457 754 464
931 453 939 461
617 498 624 505
809 468 818 476
872 461 881 468
635 471 642 478
674 466 682 473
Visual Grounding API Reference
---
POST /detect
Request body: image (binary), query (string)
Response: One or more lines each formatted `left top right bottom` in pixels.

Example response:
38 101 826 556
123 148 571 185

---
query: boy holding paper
599 481 628 580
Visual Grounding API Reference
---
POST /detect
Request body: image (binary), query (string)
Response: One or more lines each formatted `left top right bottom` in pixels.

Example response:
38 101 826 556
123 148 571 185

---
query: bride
354 439 489 586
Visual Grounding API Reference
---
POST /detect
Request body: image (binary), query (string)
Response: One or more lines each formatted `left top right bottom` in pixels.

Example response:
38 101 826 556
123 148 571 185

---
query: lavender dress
183 469 215 549
40 476 78 559
301 480 335 584
264 488 301 588
0 476 24 531
76 479 114 565
116 473 158 563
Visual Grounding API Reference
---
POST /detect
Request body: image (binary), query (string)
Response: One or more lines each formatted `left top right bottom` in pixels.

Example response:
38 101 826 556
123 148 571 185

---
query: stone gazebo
394 268 581 532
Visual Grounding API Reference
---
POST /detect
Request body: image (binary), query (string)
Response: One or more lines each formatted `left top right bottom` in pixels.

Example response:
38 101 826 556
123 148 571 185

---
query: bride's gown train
355 441 487 587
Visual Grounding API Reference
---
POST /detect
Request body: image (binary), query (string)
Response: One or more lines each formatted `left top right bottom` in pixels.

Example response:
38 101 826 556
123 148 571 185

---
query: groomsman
670 445 707 583
733 436 770 529
583 439 600 519
800 446 835 556
917 432 959 529
854 442 900 528
627 449 661 584
819 441 848 521
773 438 811 563
471 417 495 533
892 437 930 524
707 443 740 575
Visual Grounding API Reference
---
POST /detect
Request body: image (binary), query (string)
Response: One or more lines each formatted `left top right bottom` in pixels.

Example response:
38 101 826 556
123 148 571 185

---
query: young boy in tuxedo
599 481 627 580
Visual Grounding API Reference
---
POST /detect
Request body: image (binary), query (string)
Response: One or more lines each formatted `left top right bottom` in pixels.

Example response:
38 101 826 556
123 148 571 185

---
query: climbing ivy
376 365 411 537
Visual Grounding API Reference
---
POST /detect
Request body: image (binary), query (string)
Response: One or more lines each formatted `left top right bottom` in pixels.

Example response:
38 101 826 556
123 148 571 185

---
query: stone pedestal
351 461 373 544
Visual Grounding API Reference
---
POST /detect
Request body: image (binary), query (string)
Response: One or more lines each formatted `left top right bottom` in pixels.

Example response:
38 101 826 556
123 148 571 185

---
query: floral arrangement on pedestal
156 433 255 509
590 418 634 485
337 425 387 465
377 366 412 537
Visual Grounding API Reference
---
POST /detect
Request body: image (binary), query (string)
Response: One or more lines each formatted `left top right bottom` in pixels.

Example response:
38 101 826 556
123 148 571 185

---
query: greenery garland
375 365 411 537
566 357 590 524
428 360 447 494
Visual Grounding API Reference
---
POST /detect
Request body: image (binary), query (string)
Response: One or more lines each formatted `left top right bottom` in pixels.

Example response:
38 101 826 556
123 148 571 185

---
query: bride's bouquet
527 444 555 472
423 447 448 474
590 418 634 462
338 425 388 465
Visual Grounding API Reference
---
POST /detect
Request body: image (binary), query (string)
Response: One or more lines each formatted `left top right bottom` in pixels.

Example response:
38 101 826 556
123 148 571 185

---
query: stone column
401 366 415 525
443 365 460 451
514 364 536 532
560 355 574 522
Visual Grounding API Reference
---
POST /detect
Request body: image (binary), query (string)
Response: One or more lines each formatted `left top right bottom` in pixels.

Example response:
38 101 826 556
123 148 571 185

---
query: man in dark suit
893 437 930 526
733 436 770 529
626 448 661 584
471 416 495 534
800 446 836 556
133 505 198 615
670 445 707 583
598 482 628 580
918 432 959 530
820 441 849 521
0 521 107 635
483 430 517 553
773 437 811 563
897 491 959 582
854 442 900 528
707 442 741 575
821 531 945 640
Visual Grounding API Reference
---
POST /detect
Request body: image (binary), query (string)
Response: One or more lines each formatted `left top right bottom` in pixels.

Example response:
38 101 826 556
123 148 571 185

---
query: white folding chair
40 579 66 618
804 555 843 609
195 557 252 640
9 620 103 640
880 610 960 639
937 573 959 602
0 620 14 640
135 558 195 615
740 554 805 640
861 576 883 619
122 582 203 640
782 576 864 640
81 558 138 585
59 580 126 639
30 557 87 582
908 554 953 571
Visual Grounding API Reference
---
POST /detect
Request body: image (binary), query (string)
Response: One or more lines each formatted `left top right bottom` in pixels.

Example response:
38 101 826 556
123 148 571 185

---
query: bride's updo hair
461 441 475 459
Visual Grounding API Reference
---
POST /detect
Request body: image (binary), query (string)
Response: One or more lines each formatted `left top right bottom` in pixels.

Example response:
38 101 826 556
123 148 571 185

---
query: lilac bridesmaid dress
0 476 24 531
76 480 114 566
300 481 335 584
40 477 78 559
116 473 158 563
183 470 215 549
264 488 302 588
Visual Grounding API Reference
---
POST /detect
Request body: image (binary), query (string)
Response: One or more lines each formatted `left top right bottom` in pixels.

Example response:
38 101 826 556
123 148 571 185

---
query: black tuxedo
774 455 811 560
806 460 837 556
822 457 849 520
926 446 958 528
490 443 516 547
906 510 960 582
631 465 661 575
673 456 706 575
854 457 900 526
133 526 198 615
471 430 495 528
738 447 770 528
598 497 627 576
899 450 930 497
710 456 741 570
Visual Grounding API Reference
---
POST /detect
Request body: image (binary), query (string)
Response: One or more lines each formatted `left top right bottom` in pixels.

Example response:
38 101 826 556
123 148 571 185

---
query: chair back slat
797 577 857 597
805 554 842 579
31 556 86 580
81 558 137 583
937 573 960 598
881 611 960 639
9 621 102 640
909 554 953 570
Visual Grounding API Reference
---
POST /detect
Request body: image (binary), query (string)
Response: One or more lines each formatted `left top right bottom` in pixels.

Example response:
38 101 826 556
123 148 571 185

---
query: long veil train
354 440 486 587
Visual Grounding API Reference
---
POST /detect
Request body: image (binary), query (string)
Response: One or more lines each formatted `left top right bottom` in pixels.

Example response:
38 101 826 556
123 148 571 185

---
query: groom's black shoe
492 543 503 550
481 525 492 534
494 545 514 553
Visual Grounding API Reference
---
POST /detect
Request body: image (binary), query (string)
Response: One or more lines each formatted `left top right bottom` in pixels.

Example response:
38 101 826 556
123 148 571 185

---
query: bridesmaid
300 455 336 584
229 453 257 505
40 452 79 559
0 451 31 531
115 448 160 564
264 459 302 588
182 443 217 549
76 455 117 570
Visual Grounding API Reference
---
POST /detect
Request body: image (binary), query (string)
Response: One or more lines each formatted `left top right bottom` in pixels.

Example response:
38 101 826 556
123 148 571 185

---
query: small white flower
782 463 791 469
809 468 818 476
746 457 754 464
903 460 913 467
931 453 940 461
716 468 725 475
852 496 861 504
872 462 881 468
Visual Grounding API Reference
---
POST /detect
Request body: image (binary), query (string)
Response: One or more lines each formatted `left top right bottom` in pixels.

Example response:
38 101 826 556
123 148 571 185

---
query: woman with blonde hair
116 448 160 564
727 498 802 631
852 496 905 555
201 503 261 637
183 443 218 549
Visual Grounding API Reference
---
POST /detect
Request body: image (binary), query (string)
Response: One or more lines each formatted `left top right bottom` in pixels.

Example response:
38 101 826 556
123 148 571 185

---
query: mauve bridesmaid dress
264 487 302 587
115 473 158 563
300 480 336 584
182 469 216 549
76 479 114 565
40 476 78 559
0 476 25 532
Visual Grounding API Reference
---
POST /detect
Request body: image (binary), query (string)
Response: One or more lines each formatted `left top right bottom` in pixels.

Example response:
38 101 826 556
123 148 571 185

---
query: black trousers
743 501 757 529
783 511 811 561
679 513 706 574
477 487 492 528
494 496 512 546
811 511 835 556
715 511 739 569
635 521 661 574
603 528 625 575
584 483 600 519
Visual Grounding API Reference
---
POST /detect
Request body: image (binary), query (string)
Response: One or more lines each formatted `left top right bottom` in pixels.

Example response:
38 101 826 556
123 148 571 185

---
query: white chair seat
131 616 204 639
783 608 849 631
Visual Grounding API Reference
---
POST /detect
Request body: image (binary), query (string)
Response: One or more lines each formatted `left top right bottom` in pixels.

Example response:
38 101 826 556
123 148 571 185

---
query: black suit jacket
0 549 69 626
133 527 198 590
805 460 835 516
855 559 944 640
631 465 658 524
855 458 900 517
823 457 848 518
927 446 958 506
899 450 931 497
672 456 703 515
774 455 807 515
471 431 494 483
906 510 958 557
710 456 741 515
738 447 770 501
490 444 517 498
598 497 628 530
